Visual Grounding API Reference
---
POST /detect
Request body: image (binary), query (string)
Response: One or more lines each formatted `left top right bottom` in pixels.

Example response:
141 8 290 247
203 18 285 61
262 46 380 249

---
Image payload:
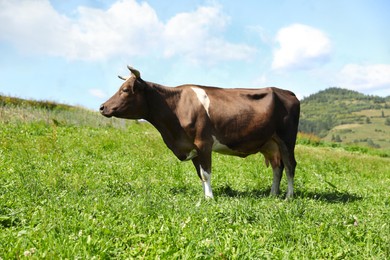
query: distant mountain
299 87 390 149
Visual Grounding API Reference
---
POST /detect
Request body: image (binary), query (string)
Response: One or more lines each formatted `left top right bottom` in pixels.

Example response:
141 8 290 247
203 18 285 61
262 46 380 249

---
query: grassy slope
323 108 390 149
300 88 390 149
1 101 390 258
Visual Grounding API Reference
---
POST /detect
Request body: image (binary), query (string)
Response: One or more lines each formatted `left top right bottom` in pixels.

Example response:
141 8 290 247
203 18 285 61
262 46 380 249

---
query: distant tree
385 117 390 126
381 110 385 118
366 117 371 124
334 135 342 142
367 139 381 148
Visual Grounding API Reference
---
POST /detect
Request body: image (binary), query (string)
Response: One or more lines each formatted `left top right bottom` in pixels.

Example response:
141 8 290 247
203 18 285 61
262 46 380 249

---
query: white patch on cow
185 149 198 161
191 87 210 117
200 166 214 199
212 136 238 155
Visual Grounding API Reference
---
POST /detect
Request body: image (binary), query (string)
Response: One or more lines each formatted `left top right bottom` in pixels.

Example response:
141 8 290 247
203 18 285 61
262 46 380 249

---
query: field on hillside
1 104 390 258
324 108 390 149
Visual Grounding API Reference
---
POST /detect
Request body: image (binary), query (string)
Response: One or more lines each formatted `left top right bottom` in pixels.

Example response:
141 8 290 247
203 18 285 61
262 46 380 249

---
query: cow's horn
127 65 141 78
118 75 128 81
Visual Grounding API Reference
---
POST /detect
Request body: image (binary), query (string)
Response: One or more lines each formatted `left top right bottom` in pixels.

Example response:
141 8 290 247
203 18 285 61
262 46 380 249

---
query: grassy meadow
1 102 390 259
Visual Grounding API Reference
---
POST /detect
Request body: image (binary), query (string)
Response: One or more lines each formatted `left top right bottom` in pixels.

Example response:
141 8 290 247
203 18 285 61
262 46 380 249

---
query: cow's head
100 66 148 119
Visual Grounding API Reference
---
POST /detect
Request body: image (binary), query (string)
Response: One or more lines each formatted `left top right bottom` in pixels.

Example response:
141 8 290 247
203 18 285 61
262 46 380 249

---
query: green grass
1 104 389 258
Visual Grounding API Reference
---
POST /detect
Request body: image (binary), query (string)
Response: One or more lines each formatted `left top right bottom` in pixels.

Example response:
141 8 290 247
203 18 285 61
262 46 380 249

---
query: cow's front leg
192 153 213 199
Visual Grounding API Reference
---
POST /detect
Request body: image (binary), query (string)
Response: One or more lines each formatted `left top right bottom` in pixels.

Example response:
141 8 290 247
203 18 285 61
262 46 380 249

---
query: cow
100 66 300 199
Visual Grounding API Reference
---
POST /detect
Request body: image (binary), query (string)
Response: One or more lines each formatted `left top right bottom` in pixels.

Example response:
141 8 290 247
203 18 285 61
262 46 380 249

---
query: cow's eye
122 88 130 93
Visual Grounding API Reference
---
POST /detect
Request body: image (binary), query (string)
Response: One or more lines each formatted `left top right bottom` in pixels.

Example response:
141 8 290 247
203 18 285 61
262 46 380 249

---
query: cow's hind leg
281 147 296 199
285 156 296 198
260 139 285 197
270 163 284 196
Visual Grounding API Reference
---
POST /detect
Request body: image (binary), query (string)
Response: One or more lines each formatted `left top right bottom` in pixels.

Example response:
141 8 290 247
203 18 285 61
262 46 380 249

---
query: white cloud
89 88 108 99
338 64 390 92
0 0 255 63
272 24 331 70
163 5 256 63
163 5 228 58
72 0 162 60
0 0 162 60
0 0 72 56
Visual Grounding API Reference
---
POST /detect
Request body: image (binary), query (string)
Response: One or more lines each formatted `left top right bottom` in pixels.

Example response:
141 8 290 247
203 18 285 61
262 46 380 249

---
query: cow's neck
144 82 187 151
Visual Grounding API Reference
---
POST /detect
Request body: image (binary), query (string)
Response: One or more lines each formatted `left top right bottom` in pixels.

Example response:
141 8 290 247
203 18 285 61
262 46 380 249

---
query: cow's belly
212 135 282 168
212 136 251 157
211 135 281 162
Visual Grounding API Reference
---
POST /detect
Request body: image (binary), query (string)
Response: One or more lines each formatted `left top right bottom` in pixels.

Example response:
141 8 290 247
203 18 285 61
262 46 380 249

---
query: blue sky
0 0 389 110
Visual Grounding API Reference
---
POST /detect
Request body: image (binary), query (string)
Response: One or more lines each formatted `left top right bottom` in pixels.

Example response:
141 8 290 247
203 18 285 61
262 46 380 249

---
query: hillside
299 87 390 149
0 95 129 129
2 91 390 150
0 95 74 111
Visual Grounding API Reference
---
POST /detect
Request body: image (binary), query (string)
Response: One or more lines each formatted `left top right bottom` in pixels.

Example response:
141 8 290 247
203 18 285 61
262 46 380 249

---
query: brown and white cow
100 66 300 199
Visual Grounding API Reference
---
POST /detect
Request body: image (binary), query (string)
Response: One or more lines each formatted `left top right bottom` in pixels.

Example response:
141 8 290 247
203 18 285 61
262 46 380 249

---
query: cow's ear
127 65 141 79
132 77 146 93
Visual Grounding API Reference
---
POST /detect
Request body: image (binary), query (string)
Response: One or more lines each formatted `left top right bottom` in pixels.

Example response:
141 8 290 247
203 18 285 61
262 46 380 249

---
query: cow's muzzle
99 104 113 117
